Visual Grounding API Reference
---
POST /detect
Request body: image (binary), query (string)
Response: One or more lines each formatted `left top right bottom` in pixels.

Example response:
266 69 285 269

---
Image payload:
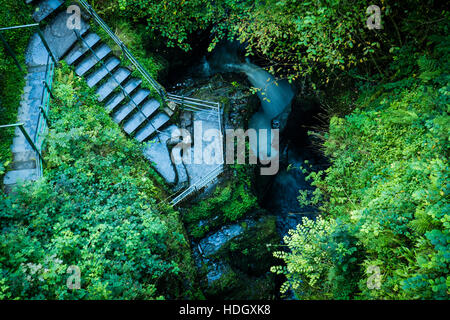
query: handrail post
17 124 45 165
43 80 54 99
0 31 24 74
39 106 51 128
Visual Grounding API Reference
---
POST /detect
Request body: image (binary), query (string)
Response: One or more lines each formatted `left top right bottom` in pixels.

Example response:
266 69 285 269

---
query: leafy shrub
0 0 33 185
0 64 198 299
274 37 449 300
272 217 361 299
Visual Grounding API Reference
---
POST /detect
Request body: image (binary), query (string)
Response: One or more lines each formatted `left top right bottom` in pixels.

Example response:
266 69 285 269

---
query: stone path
3 64 48 193
4 2 223 196
3 4 80 193
27 0 64 23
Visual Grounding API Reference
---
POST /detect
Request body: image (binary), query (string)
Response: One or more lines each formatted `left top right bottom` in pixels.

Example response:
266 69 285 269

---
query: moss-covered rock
198 215 280 299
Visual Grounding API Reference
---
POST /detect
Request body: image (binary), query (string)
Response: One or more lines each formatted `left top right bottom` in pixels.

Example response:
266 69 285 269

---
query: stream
163 41 326 298
168 42 322 238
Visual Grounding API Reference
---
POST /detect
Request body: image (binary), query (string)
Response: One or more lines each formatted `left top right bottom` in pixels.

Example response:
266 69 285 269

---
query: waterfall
226 61 293 161
206 43 294 161
201 56 212 77
235 62 294 119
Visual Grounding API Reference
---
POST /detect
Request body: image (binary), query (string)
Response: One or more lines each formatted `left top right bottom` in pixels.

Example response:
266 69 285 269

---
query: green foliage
0 64 198 299
184 165 258 239
100 1 448 86
272 217 361 299
0 0 33 185
112 0 232 51
274 37 449 300
92 18 167 81
222 216 279 275
204 216 279 299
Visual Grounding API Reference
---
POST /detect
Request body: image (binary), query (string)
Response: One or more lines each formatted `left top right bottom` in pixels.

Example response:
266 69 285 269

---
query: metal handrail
76 0 167 100
75 1 221 114
0 22 56 179
73 30 162 140
169 164 224 206
34 53 55 177
0 23 57 73
0 123 45 165
73 1 225 206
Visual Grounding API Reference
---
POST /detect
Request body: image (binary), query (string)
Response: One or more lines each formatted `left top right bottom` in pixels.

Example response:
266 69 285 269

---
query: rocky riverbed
169 50 325 299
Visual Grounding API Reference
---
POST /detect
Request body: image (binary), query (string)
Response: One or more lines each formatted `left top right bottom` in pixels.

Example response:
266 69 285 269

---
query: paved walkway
4 3 224 197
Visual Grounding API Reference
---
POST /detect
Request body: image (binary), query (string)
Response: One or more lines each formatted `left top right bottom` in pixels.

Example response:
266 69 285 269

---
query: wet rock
195 215 280 299
142 125 179 185
198 223 245 257
180 111 192 128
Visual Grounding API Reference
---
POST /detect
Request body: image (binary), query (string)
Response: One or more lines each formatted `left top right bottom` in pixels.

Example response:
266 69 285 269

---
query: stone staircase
32 2 186 186
3 65 48 194
26 0 64 23
4 1 223 198
58 12 179 141
3 1 71 193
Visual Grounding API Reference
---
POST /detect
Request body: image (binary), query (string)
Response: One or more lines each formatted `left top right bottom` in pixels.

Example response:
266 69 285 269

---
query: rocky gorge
164 43 326 299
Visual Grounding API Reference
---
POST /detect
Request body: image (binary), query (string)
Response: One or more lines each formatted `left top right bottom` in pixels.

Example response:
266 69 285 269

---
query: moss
205 265 278 300
218 215 280 275
202 215 280 299
0 0 34 189
183 165 258 239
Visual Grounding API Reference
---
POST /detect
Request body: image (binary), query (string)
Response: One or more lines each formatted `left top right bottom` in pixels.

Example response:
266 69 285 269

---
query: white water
203 43 294 161
226 61 294 160
234 62 294 119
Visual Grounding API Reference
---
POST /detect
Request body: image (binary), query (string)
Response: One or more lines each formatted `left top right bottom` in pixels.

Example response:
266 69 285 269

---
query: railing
34 53 55 177
74 30 162 139
165 97 224 205
0 123 45 167
0 22 56 179
0 23 58 70
73 1 225 206
167 93 223 143
168 164 224 206
75 0 167 100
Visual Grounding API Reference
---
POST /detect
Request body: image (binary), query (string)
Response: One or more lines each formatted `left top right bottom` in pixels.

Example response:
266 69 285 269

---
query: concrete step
34 10 90 62
75 43 112 76
106 88 149 112
11 141 33 153
12 151 37 163
32 0 64 22
142 125 181 185
3 169 38 186
65 32 101 65
96 68 131 102
123 99 160 135
113 95 158 125
11 159 37 170
105 78 142 112
135 112 170 142
86 57 120 88
11 150 38 170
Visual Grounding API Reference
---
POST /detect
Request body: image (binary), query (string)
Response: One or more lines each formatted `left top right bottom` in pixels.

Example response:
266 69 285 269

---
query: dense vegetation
183 165 258 239
0 0 448 300
0 64 199 299
272 39 449 299
0 0 33 184
99 1 447 82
